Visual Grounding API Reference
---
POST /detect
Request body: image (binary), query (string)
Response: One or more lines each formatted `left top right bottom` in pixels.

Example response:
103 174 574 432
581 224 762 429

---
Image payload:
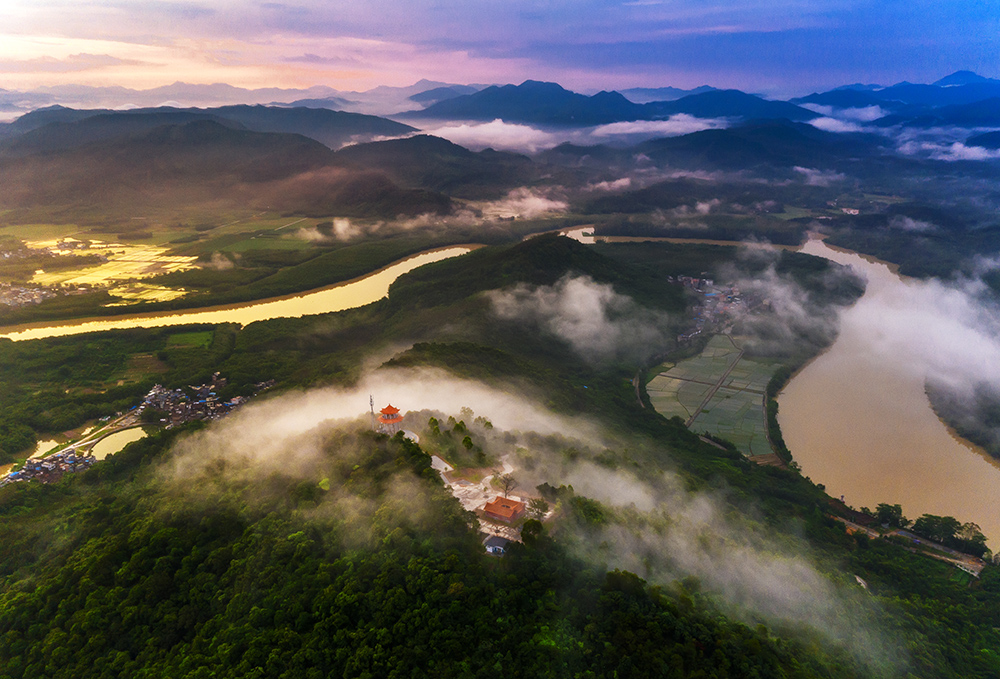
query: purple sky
0 1 997 95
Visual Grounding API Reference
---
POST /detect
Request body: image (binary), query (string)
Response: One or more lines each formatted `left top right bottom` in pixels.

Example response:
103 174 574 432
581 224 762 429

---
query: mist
721 244 860 356
487 273 671 363
157 364 902 672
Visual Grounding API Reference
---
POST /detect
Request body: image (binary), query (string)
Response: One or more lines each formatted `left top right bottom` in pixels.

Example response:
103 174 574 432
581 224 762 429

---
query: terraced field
647 334 777 456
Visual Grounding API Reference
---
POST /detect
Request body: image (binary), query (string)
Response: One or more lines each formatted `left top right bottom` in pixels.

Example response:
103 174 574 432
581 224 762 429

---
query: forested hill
0 236 998 678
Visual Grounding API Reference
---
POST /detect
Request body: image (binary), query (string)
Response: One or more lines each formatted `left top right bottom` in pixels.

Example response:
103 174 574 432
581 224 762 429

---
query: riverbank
778 239 1000 545
0 245 479 341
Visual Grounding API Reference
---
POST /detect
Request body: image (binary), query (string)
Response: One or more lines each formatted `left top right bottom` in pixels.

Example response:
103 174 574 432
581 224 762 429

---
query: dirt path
684 338 745 427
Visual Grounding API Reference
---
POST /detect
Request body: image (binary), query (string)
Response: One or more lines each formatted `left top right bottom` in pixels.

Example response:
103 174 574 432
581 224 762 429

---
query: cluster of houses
672 276 747 343
0 282 58 307
1 449 95 486
140 372 250 427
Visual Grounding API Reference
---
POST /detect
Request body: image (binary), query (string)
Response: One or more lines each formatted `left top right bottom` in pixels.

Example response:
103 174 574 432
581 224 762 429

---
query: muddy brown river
779 239 1000 545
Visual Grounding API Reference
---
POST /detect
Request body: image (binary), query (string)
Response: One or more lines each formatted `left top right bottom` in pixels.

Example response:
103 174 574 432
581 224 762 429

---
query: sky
0 1 997 95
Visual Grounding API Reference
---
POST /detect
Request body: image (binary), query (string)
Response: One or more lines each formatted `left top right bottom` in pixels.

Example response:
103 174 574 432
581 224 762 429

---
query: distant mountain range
0 105 415 150
618 85 716 104
399 80 817 127
0 116 448 219
793 71 1000 126
333 134 538 199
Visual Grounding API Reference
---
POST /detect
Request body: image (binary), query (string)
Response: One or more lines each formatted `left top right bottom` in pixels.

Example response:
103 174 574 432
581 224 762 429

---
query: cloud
297 218 361 242
801 104 885 122
158 361 901 670
897 140 1000 162
206 252 234 270
488 273 670 362
931 142 1000 162
809 117 864 133
721 245 860 356
590 114 727 138
284 52 365 66
794 166 846 186
479 187 568 219
561 465 902 671
418 116 728 155
162 367 603 483
0 53 148 73
888 215 934 232
422 119 566 153
584 177 633 192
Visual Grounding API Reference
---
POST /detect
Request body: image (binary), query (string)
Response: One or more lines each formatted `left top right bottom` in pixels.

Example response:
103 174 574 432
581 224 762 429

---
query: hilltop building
483 495 526 523
378 404 404 435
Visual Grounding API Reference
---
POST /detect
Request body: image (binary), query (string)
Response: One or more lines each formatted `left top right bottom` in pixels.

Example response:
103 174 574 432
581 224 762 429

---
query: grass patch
166 330 214 349
646 335 778 456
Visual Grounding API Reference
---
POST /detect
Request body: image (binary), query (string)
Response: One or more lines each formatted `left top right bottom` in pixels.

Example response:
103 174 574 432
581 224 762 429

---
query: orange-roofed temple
483 496 526 523
378 404 404 434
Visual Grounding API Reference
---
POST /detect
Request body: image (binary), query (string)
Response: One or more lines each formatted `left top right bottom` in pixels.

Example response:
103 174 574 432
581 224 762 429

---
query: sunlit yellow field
106 283 190 304
28 238 198 287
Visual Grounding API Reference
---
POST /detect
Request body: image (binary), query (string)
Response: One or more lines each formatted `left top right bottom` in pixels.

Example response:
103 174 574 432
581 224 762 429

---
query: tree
528 497 549 520
521 518 543 543
498 473 517 498
912 514 961 544
875 503 909 528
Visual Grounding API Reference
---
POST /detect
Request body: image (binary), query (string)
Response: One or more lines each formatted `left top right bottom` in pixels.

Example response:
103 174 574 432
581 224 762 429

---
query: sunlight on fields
106 283 190 303
27 238 198 287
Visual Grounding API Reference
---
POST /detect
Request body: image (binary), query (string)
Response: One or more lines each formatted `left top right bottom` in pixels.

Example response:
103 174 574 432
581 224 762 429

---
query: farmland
646 334 777 456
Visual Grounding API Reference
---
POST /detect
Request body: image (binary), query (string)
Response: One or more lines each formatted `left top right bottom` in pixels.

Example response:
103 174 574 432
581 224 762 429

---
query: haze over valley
2 2 1000 678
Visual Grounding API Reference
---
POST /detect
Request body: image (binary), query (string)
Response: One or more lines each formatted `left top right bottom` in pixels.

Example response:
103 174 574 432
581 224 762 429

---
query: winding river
566 226 1000 543
5 232 998 543
779 239 1000 545
0 246 477 341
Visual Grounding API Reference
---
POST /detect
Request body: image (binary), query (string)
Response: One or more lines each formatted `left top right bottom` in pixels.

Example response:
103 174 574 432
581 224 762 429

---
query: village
0 282 59 307
672 274 748 343
0 372 273 488
138 372 269 427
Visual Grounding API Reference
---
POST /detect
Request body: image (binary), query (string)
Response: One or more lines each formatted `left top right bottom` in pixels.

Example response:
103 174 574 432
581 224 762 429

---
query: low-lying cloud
297 217 362 242
794 166 846 186
809 117 865 133
888 215 935 232
590 114 727 139
479 186 568 219
423 119 566 153
488 273 670 362
157 364 900 671
722 244 860 356
419 115 728 154
802 104 886 122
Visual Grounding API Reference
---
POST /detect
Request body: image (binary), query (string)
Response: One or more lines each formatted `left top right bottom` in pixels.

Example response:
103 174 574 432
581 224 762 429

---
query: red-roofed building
378 404 404 434
483 496 526 523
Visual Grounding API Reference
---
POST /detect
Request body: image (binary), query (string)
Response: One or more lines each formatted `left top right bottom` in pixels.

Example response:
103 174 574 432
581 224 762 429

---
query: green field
647 334 776 456
166 330 214 348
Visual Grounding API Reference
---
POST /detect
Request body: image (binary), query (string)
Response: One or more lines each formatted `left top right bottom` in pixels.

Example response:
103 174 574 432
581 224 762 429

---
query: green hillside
0 236 998 678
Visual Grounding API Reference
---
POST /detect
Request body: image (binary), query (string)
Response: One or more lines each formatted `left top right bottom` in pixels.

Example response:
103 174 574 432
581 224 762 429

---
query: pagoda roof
483 496 526 521
379 404 400 415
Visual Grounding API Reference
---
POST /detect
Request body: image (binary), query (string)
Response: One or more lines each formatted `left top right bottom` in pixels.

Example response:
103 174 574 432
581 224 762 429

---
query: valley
2 68 1000 679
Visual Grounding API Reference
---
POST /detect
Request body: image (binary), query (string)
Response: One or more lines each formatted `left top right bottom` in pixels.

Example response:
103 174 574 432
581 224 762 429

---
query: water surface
90 428 148 460
779 240 1000 544
1 246 475 341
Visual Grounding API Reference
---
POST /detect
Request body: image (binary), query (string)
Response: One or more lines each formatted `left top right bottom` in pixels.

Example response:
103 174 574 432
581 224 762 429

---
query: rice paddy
647 334 777 456
27 239 198 288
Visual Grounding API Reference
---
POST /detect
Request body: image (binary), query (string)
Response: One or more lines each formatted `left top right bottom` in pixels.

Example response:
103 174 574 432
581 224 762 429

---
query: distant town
0 372 275 488
673 275 749 343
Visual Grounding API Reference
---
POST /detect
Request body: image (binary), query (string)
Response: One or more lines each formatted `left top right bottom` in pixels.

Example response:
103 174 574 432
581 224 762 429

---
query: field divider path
275 217 307 231
684 336 744 427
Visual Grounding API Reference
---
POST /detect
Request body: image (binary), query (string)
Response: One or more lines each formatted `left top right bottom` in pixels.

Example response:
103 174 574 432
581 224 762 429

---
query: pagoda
378 404 404 435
